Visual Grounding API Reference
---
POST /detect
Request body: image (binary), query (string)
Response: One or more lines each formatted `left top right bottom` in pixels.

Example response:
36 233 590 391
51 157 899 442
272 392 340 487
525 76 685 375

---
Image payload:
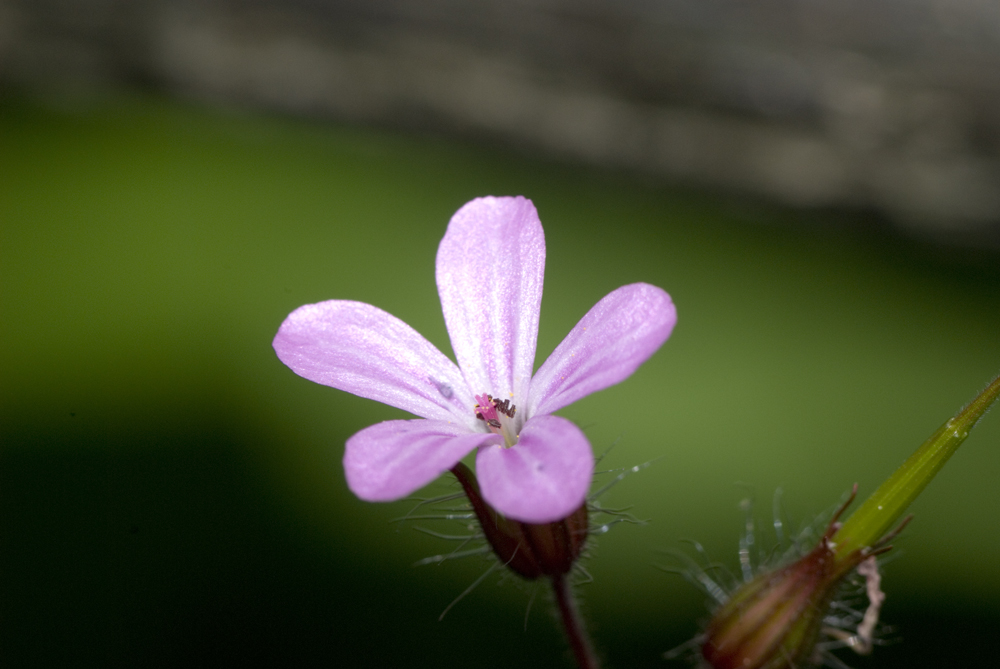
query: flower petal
273 300 476 427
436 196 544 411
345 420 500 501
475 415 593 524
528 283 677 417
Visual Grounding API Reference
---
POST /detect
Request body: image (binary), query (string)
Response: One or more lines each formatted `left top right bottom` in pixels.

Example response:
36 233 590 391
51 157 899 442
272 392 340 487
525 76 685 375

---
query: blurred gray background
3 0 1000 240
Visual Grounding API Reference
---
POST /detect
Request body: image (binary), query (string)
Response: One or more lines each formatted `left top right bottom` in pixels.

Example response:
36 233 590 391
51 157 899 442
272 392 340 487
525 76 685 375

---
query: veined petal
345 420 500 501
273 300 476 427
528 283 676 417
475 415 593 524
436 196 544 411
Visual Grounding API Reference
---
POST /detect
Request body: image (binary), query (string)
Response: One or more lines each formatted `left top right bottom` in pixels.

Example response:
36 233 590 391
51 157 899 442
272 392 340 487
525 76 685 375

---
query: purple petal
528 283 676 417
436 196 544 412
345 420 500 501
475 415 593 523
273 300 476 427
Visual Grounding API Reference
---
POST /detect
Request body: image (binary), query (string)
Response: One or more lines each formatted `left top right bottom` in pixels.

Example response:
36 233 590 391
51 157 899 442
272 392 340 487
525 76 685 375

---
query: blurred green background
2 92 1000 668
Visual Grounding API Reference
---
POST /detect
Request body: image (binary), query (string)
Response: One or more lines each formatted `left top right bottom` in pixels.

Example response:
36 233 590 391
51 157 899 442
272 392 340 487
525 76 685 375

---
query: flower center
474 393 519 447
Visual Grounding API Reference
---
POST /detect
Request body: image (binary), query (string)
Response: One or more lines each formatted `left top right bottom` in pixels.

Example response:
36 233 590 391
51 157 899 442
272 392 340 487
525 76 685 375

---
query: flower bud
695 372 1000 669
702 542 844 669
451 462 588 579
701 488 879 669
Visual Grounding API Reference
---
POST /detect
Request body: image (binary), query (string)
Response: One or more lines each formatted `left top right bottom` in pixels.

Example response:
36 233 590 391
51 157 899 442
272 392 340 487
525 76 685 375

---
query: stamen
473 392 519 447
493 398 515 418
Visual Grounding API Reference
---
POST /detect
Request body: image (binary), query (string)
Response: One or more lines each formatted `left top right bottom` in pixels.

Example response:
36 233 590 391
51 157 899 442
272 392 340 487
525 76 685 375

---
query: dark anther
492 397 516 418
487 418 502 429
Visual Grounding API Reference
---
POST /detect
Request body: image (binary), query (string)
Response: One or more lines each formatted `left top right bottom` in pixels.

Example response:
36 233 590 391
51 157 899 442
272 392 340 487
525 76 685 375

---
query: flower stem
550 573 600 669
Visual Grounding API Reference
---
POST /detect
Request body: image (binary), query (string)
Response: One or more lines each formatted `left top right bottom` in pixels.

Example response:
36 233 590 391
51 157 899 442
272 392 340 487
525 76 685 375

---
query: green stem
833 373 1000 560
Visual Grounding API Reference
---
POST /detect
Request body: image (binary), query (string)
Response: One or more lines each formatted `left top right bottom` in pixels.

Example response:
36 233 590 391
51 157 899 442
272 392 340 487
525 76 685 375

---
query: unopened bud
701 489 874 669
694 373 1000 669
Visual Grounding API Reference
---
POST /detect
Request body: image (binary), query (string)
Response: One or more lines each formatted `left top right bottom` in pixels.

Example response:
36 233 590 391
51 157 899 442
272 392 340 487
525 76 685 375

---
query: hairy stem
551 573 600 669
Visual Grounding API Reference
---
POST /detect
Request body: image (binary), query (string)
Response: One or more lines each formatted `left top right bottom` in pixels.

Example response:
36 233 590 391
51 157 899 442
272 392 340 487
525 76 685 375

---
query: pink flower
273 196 676 523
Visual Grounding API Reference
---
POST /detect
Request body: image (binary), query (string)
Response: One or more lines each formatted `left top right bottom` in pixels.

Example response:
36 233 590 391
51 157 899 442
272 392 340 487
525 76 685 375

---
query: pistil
474 393 519 447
